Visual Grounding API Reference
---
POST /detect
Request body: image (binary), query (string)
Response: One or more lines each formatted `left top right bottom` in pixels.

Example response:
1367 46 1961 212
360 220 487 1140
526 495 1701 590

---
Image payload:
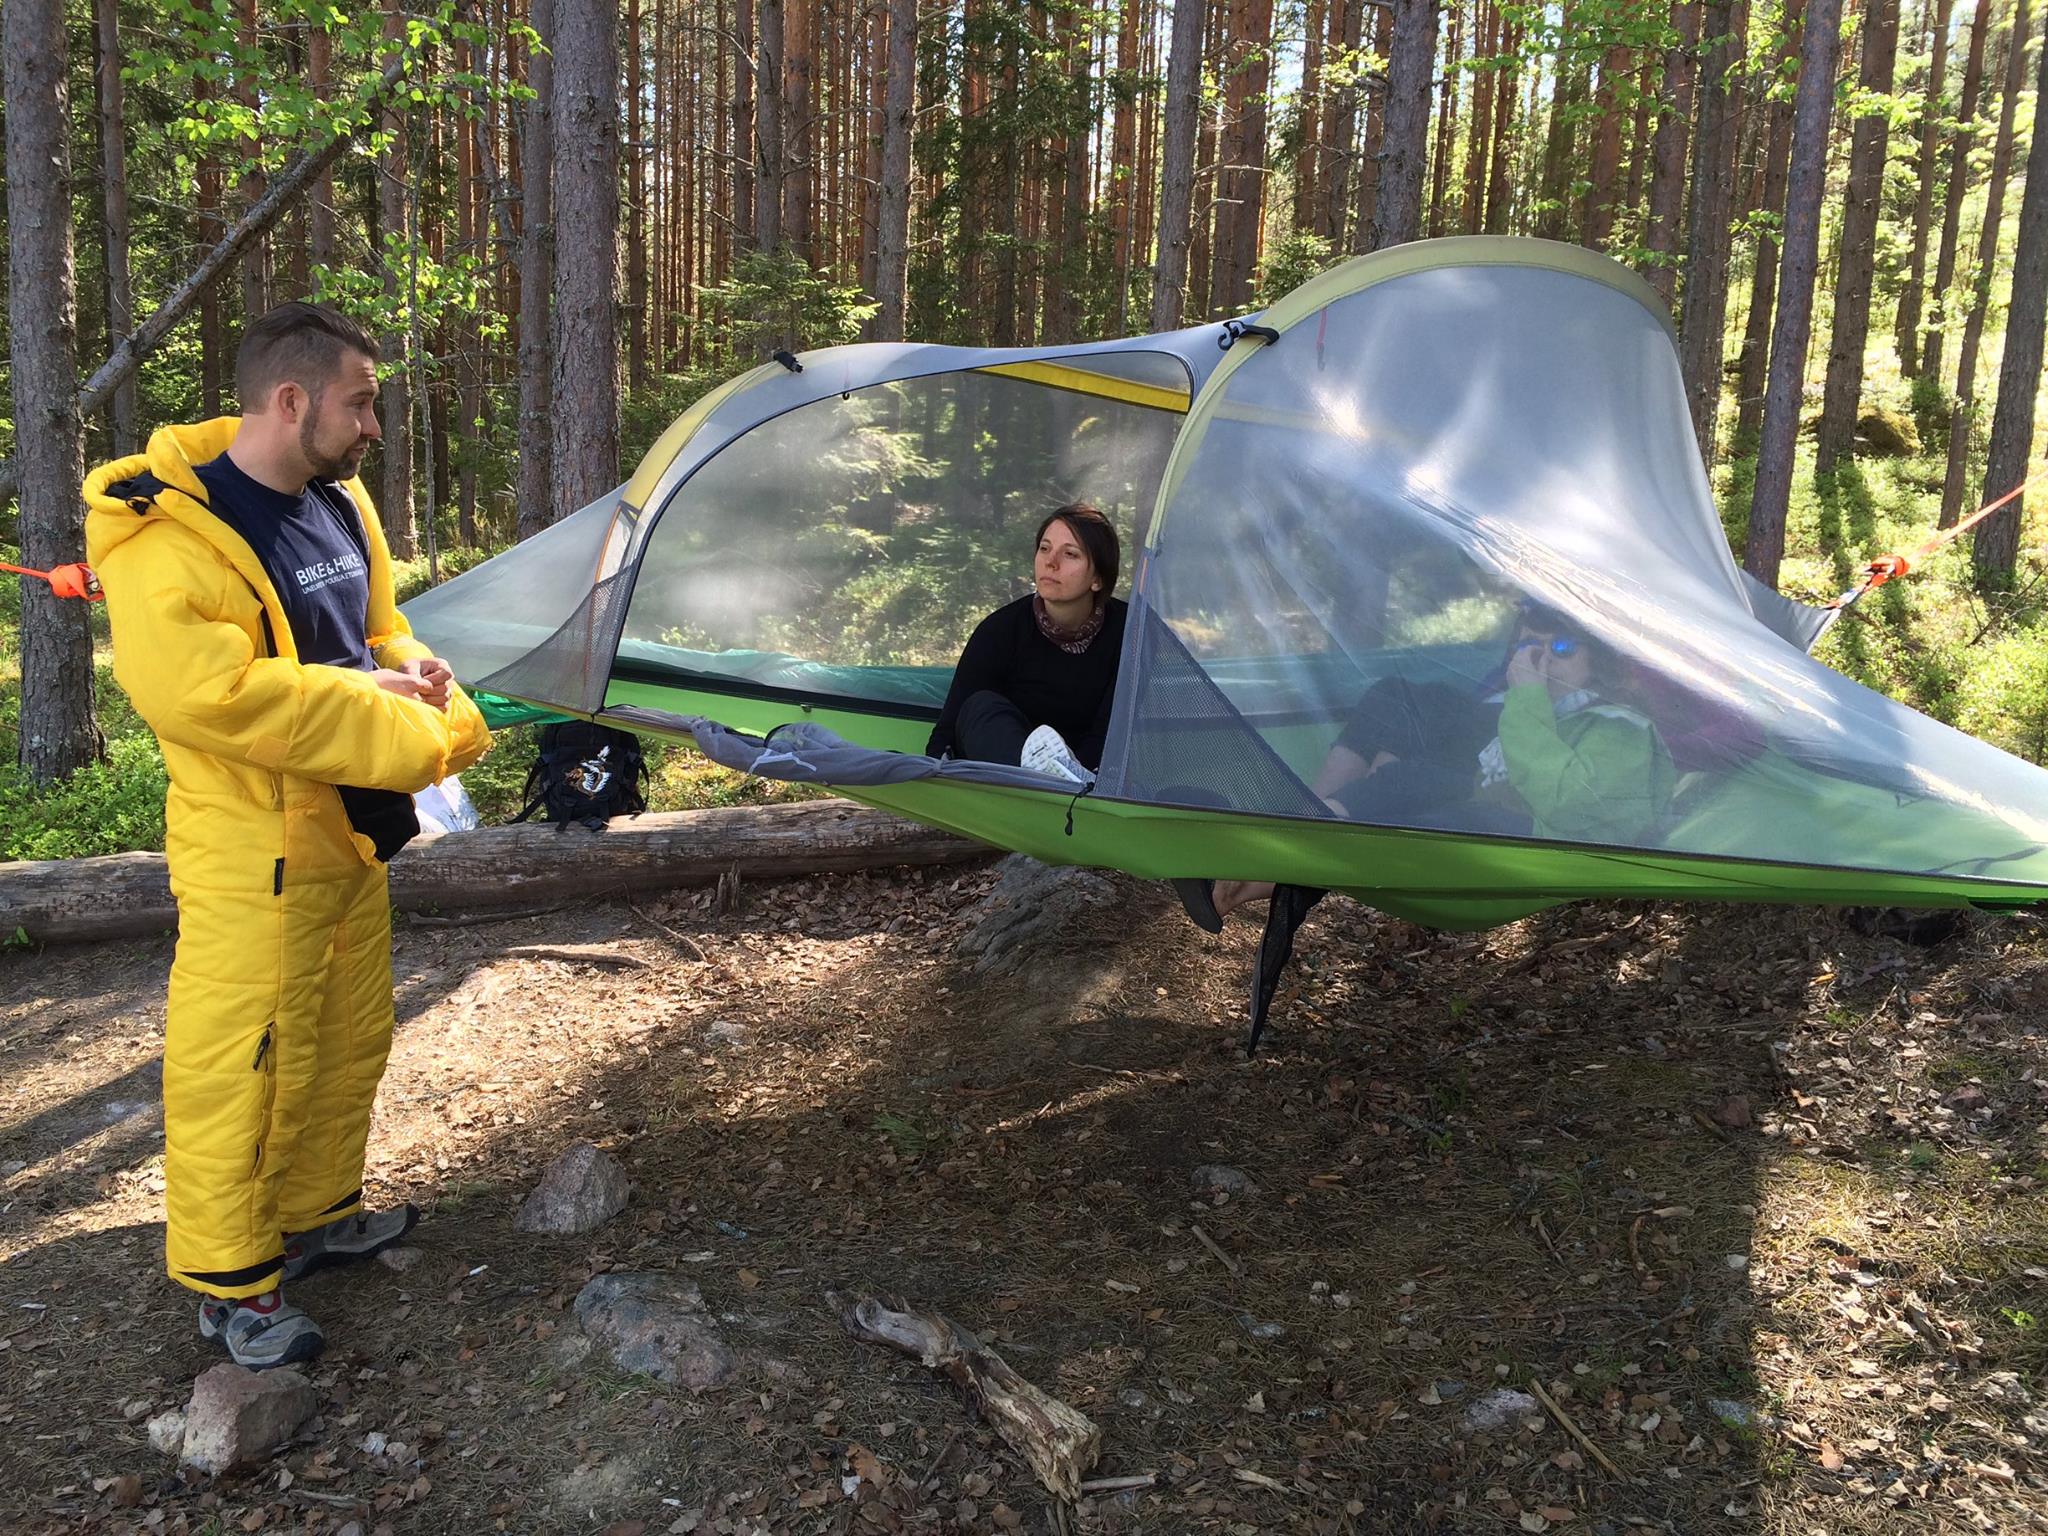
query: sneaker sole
282 1203 419 1284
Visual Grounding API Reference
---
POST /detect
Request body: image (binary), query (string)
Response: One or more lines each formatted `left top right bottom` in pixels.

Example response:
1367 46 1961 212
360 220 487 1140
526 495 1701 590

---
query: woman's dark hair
1035 502 1121 597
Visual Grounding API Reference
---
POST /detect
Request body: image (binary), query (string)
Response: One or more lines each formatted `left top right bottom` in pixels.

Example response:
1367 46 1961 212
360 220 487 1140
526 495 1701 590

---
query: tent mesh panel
1103 604 1332 818
475 567 636 718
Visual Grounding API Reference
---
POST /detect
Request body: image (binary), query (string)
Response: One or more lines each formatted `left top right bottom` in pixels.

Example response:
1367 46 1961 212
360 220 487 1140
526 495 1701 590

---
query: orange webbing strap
1827 462 2048 611
2 561 102 601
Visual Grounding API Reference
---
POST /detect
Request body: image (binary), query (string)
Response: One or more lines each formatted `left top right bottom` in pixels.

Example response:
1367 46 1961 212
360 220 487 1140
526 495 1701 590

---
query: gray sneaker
282 1204 418 1283
198 1290 325 1369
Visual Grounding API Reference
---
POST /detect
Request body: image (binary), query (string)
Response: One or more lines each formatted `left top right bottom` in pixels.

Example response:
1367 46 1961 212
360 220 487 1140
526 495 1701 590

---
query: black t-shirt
193 453 375 670
927 595 1127 769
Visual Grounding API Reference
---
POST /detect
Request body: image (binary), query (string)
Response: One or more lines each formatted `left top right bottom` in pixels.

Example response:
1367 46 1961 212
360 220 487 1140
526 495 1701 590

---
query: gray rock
516 1142 630 1234
573 1273 736 1391
1191 1164 1258 1199
145 1407 187 1457
377 1245 423 1273
954 856 1135 975
1463 1388 1540 1433
179 1363 317 1474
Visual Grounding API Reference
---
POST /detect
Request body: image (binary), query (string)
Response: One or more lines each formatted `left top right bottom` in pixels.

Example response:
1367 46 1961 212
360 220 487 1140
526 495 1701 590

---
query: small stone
1236 1314 1286 1341
377 1245 423 1273
1190 1165 1257 1198
705 1020 750 1047
1725 1254 1749 1271
1943 1084 1989 1113
573 1273 736 1390
121 1397 154 1422
515 1142 630 1234
179 1364 318 1474
145 1408 187 1457
110 1473 144 1507
1712 1094 1754 1129
1464 1388 1541 1433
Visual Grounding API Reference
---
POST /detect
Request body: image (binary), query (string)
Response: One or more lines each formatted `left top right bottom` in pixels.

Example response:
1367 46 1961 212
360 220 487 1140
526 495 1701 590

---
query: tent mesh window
613 361 1185 718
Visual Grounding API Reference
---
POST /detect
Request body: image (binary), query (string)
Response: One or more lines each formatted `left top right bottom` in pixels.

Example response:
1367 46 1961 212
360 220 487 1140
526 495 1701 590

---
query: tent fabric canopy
404 237 2048 928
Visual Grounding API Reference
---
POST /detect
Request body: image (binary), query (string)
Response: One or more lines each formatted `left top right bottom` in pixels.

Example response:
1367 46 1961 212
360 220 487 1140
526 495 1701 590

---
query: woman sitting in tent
1177 612 1676 929
926 503 1126 785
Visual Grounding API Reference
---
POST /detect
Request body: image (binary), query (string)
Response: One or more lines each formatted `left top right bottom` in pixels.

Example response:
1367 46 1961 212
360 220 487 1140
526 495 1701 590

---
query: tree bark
1745 0 1847 586
1463 3 1498 235
1428 0 1464 239
1816 0 1902 475
196 72 226 418
1297 0 1328 229
1939 0 2028 528
1149 0 1207 330
870 0 916 341
1643 0 1700 304
1735 0 1803 443
5 0 102 782
755 0 786 252
0 800 992 946
1678 0 1744 464
1974 1 2048 583
551 0 622 521
94 0 139 456
1486 18 1521 231
1924 0 1992 385
1584 42 1633 247
782 0 813 260
1372 0 1440 250
1896 0 1954 376
379 0 418 560
517 0 556 541
1326 0 1366 245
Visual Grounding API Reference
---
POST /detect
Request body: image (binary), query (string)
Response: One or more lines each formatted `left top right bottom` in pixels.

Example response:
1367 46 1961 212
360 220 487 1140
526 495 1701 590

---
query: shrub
0 732 169 861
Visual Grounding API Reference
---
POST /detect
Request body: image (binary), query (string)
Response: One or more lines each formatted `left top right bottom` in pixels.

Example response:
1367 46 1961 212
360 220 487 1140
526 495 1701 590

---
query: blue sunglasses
1517 635 1582 658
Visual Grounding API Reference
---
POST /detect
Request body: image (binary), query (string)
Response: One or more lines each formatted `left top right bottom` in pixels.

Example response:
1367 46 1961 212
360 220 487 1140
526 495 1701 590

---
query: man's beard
299 399 368 481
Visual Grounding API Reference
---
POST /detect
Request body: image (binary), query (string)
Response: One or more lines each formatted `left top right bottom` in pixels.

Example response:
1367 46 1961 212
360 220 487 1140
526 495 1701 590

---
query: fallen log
0 799 989 946
830 1290 1101 1500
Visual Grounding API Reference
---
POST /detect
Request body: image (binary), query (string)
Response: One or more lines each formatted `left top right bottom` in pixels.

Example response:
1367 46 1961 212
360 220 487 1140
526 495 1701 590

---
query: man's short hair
236 302 380 410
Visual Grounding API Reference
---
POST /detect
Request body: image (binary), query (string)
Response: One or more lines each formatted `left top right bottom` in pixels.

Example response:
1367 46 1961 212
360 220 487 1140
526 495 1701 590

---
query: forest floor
1 857 2045 1536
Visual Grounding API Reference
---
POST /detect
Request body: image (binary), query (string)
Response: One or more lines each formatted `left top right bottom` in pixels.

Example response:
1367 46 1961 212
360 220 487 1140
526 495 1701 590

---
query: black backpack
513 721 650 831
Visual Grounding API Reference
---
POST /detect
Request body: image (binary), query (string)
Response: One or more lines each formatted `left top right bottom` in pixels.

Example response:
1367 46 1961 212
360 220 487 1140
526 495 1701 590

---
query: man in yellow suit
84 303 491 1368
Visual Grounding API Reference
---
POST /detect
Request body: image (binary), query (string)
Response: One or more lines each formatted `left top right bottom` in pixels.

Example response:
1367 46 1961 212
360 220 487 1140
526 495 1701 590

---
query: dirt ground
2 857 2045 1536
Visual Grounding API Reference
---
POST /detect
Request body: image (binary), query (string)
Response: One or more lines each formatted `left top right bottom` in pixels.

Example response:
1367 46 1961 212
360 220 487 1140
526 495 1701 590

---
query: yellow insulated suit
84 419 490 1299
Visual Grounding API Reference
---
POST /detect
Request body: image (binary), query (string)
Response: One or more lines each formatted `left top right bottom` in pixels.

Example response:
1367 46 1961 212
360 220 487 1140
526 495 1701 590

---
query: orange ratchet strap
2 561 102 601
1828 463 2048 611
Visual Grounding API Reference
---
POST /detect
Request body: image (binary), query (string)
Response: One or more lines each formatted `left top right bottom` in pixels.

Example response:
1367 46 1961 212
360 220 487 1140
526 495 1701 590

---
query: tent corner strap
1219 320 1280 350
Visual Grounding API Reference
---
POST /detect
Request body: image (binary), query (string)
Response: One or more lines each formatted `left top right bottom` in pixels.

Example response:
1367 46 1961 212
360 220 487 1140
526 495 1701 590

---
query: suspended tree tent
406 238 2048 936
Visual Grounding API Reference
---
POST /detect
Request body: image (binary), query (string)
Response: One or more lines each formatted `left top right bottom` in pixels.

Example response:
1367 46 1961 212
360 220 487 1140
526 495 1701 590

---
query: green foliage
0 733 168 861
696 251 879 364
1953 625 2048 764
1252 231 1341 310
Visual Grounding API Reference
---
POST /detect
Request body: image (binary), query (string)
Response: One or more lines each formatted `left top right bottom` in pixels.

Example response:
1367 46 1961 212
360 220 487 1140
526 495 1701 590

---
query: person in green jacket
1176 612 1675 930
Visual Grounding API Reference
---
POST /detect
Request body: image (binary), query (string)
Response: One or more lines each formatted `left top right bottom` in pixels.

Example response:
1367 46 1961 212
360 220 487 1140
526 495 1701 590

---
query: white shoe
1021 725 1091 785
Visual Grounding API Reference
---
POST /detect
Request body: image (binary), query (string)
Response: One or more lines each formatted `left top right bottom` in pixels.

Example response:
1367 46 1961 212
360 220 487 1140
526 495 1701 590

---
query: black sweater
926 595 1127 769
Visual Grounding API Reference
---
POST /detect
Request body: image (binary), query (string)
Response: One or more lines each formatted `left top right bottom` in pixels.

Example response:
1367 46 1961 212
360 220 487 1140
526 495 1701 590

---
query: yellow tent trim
977 360 1191 414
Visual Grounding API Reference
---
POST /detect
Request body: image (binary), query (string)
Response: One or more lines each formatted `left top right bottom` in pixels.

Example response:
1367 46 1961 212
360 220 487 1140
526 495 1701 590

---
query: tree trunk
380 0 417 560
1223 0 1275 310
1584 42 1632 247
1974 3 2048 583
755 0 786 252
94 0 138 456
1535 42 1585 240
1939 0 2028 528
1372 0 1440 250
1896 0 1955 376
1149 0 1206 330
1486 19 1521 231
308 29 338 270
734 0 756 244
1326 0 1365 245
1735 0 1803 443
782 0 813 261
1354 3 1391 251
870 0 915 341
196 73 226 418
5 0 102 781
1297 0 1328 229
235 0 269 325
1816 0 1903 475
517 0 555 541
1463 3 1497 235
1745 0 1846 586
551 0 622 521
1678 0 1744 464
1644 0 1700 304
1924 0 1992 385
626 0 648 392
1428 0 1464 239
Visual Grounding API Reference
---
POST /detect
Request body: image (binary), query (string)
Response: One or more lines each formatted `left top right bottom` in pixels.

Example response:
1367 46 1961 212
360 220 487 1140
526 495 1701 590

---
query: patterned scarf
1033 593 1106 655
